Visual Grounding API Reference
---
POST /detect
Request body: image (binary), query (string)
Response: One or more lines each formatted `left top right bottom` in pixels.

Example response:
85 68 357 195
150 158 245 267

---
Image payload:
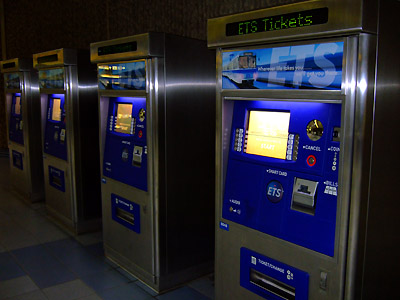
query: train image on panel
99 65 145 90
223 52 257 88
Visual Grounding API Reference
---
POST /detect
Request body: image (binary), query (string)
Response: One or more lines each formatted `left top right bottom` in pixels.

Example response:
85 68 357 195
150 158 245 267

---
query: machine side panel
24 70 44 201
361 1 400 298
162 35 216 275
74 55 101 220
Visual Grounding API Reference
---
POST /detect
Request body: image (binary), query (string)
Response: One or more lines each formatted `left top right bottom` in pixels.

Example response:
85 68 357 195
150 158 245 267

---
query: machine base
104 244 214 294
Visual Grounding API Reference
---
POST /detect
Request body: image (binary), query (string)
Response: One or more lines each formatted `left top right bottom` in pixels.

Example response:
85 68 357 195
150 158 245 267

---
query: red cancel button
307 155 316 167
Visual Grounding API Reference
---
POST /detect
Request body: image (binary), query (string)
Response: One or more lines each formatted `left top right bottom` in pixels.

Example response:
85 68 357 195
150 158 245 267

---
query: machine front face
214 37 351 300
38 66 72 225
96 57 154 282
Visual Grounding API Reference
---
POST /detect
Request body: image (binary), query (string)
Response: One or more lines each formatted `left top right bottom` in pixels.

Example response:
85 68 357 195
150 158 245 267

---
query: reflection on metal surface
139 108 146 122
306 119 323 141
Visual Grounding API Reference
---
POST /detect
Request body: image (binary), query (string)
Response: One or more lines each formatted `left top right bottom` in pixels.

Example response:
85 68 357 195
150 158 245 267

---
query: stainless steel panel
355 1 400 299
94 33 216 293
36 49 101 234
90 33 164 64
2 60 44 203
33 48 78 69
1 58 32 72
344 33 377 300
208 0 378 48
43 155 73 227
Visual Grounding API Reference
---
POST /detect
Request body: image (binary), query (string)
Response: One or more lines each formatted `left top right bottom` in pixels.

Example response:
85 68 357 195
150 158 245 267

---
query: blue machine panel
9 93 24 145
241 248 309 300
12 150 23 170
43 94 67 161
111 193 141 233
222 42 343 90
103 97 148 191
48 166 65 192
223 100 341 256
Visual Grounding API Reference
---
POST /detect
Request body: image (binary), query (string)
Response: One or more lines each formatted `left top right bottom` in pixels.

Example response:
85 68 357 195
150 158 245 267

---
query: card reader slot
116 207 135 225
250 269 295 300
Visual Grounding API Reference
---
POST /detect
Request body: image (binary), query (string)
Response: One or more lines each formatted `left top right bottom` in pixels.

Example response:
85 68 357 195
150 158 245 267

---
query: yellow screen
245 111 290 159
115 104 132 134
15 97 21 115
51 98 62 121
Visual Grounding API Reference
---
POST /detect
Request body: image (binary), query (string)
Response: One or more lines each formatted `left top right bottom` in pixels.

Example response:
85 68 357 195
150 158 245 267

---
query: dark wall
0 0 304 148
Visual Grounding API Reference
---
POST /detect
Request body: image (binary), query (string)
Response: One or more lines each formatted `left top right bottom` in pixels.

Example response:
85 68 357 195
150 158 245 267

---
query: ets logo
266 180 284 203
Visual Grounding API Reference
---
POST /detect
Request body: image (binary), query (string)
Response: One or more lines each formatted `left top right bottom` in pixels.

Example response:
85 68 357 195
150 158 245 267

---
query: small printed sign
220 221 229 231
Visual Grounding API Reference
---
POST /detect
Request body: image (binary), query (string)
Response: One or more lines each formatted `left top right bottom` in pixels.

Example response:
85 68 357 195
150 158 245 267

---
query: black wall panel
0 0 303 148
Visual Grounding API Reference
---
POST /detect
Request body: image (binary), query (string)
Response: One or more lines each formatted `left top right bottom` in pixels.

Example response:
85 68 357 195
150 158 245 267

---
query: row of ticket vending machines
1 1 398 299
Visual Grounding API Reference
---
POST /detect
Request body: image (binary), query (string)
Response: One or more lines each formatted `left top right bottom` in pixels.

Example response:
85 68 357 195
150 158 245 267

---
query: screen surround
14 96 21 115
245 110 290 160
51 98 62 121
114 103 133 134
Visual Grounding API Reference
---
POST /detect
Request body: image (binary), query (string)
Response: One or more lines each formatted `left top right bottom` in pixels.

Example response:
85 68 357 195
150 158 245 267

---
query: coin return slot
250 269 295 300
332 127 341 142
116 207 135 225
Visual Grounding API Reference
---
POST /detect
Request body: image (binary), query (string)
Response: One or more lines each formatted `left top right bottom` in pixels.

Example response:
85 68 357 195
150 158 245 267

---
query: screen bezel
51 98 62 122
114 102 133 135
13 96 21 115
244 109 290 160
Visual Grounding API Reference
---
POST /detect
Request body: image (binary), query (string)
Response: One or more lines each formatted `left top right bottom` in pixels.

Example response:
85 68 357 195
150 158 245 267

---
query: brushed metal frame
1 58 44 203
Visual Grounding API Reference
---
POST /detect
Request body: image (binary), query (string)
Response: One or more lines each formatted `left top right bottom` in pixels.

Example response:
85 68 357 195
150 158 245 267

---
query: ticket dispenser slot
12 150 23 170
250 269 295 300
241 248 309 300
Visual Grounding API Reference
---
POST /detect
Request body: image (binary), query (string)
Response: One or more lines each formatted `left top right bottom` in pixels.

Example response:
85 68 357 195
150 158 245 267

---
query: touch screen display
15 97 21 115
51 98 62 121
115 103 132 134
245 111 290 159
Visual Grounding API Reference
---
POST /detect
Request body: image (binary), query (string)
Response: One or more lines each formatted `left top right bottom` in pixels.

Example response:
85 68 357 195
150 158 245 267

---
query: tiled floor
0 153 214 300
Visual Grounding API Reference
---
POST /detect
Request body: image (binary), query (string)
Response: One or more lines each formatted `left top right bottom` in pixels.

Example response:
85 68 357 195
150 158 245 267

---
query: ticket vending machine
33 49 101 234
1 58 43 202
90 33 215 292
208 0 399 299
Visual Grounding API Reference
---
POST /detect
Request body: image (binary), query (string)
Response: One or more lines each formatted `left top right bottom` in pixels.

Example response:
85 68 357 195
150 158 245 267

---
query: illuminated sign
98 42 138 56
226 7 328 36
